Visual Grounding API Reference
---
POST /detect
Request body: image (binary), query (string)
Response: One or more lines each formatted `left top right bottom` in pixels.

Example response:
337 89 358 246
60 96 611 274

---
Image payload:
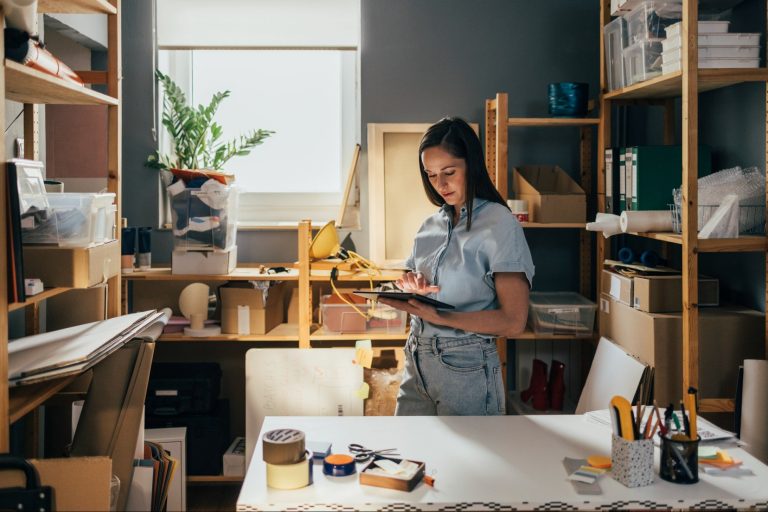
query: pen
653 400 667 436
680 400 690 438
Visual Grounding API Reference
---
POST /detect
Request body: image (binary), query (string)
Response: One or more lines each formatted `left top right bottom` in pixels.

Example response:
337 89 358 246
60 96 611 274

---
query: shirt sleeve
485 214 535 288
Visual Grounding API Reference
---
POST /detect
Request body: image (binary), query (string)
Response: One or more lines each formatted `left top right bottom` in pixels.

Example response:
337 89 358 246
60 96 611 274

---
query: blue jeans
395 334 506 416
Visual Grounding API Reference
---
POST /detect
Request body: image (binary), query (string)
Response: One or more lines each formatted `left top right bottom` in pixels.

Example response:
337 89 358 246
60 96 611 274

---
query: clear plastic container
623 40 664 85
664 20 730 39
663 45 761 64
22 192 116 247
664 32 762 52
528 292 596 336
626 0 683 45
320 295 407 334
170 185 239 252
662 56 760 73
604 17 628 90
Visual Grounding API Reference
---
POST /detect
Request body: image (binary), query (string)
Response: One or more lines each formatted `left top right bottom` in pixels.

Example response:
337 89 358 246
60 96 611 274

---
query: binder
630 145 712 211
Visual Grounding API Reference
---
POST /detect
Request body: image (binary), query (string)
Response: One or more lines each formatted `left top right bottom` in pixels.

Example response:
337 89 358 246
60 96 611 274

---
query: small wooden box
359 459 425 492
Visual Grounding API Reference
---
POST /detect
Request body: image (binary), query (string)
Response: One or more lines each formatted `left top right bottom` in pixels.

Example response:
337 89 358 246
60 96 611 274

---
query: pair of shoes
520 359 566 411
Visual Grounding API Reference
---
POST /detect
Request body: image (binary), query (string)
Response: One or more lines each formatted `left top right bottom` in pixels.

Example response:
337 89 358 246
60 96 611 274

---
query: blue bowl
548 82 589 117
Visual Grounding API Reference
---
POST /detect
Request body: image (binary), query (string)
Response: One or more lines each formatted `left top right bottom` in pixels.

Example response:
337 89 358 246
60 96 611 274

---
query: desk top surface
237 415 768 511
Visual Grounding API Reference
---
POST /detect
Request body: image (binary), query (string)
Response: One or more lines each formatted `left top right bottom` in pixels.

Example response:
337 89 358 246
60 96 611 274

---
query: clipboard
353 291 455 310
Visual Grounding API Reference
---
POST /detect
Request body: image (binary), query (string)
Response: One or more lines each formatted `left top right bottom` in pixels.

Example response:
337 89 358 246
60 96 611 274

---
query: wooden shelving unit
597 0 768 413
1 1 122 447
187 475 243 485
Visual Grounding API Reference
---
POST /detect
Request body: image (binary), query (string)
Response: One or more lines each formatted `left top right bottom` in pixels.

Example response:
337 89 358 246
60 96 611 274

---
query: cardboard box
287 287 300 324
172 245 237 275
0 457 112 512
220 281 285 334
512 165 586 223
46 284 107 331
223 436 246 477
599 294 765 405
23 240 119 288
633 275 719 312
601 269 633 306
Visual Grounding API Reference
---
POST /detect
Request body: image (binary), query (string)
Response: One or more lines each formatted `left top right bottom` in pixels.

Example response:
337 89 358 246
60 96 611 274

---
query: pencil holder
659 434 699 484
611 435 654 488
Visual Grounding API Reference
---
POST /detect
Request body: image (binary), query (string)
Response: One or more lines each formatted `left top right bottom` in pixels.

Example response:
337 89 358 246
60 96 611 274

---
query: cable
4 109 24 134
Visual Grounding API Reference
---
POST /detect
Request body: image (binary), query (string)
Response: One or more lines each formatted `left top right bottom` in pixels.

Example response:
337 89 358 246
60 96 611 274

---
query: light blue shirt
405 198 535 339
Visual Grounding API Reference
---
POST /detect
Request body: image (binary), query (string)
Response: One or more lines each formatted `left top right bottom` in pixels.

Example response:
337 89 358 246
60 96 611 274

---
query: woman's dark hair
418 117 508 230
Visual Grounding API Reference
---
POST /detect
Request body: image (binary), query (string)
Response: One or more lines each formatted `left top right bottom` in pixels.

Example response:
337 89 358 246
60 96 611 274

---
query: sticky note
355 382 370 399
355 348 373 369
698 446 718 459
355 339 372 349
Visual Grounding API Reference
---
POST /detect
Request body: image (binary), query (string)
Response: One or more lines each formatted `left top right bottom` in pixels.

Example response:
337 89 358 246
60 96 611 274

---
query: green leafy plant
146 70 274 171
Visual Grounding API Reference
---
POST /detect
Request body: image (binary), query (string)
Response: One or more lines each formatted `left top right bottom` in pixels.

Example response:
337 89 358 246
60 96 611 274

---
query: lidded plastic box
625 0 683 45
320 294 407 334
604 17 628 90
528 292 596 336
623 40 664 85
170 184 239 252
664 20 730 40
22 192 116 247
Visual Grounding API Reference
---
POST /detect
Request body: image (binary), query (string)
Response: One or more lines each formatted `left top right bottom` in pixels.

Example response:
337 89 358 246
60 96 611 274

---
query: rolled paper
620 210 673 233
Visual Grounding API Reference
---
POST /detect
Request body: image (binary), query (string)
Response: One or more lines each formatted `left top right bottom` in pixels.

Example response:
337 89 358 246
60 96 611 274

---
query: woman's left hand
378 297 442 324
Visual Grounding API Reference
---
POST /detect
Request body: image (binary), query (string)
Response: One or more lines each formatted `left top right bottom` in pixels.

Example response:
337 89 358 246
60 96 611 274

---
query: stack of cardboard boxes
600 268 765 405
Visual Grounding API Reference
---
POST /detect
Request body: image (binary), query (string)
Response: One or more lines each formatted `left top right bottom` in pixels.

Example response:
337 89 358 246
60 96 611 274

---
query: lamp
179 283 221 337
309 220 341 260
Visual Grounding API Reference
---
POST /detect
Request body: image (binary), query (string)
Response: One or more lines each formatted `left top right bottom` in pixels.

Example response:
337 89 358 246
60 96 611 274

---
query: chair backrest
740 359 768 463
576 337 648 414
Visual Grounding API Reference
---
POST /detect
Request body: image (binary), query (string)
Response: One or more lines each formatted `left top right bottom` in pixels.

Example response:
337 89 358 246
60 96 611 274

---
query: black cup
659 434 699 484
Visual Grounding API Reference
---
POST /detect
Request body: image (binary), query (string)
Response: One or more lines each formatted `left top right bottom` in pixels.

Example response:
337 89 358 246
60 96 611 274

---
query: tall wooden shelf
1 1 122 448
597 0 768 413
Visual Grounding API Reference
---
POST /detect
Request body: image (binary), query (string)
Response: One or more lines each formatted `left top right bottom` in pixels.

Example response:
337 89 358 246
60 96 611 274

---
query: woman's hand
396 271 440 295
378 297 442 325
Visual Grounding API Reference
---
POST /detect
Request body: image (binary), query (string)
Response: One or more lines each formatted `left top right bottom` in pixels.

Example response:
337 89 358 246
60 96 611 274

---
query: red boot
521 359 549 411
548 360 566 411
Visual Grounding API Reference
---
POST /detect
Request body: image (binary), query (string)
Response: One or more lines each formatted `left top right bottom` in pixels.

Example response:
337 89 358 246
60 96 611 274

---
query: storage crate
170 186 239 252
604 17 628 90
22 192 116 247
320 294 407 334
528 292 596 336
623 40 664 85
625 0 682 45
670 202 765 235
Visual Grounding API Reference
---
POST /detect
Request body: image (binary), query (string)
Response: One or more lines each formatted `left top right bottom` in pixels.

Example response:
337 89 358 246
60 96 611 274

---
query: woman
379 117 534 416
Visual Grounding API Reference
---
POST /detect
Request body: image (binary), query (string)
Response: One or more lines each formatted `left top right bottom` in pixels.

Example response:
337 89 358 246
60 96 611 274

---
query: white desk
237 415 768 511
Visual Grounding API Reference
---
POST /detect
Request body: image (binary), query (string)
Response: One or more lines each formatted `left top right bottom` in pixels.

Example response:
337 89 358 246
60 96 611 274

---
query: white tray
662 57 760 73
663 45 761 63
663 32 762 52
664 21 730 39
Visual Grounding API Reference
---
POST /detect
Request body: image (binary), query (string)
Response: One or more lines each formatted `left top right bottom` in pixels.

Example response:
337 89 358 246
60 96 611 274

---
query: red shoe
521 359 549 411
548 360 566 411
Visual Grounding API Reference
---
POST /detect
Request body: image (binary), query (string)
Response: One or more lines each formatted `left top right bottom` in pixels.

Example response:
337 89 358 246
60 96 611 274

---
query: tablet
353 290 455 310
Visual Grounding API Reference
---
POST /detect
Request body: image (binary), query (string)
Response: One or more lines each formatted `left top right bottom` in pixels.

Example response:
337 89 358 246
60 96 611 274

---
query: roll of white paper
740 359 768 464
2 0 38 34
620 210 673 233
586 213 622 238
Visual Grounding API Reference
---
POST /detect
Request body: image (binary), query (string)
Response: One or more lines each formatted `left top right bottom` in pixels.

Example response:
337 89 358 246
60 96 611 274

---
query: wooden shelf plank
604 68 768 100
309 326 408 341
309 269 403 282
123 267 299 281
507 117 599 127
9 375 78 424
38 0 116 14
187 475 243 484
512 328 595 340
5 60 119 105
628 232 767 252
8 287 72 312
699 398 735 413
159 323 300 342
520 222 585 229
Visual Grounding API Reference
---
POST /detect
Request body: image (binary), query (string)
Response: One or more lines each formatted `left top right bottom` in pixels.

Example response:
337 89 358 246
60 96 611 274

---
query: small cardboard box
633 275 719 312
220 281 285 334
287 287 300 324
601 269 634 306
359 458 425 491
172 245 237 275
599 294 764 405
223 436 246 477
46 284 107 331
23 240 120 288
512 165 586 223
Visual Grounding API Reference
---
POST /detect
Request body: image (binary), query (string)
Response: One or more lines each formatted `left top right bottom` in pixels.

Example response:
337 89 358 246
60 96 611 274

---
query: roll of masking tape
263 429 306 465
323 454 357 477
266 451 312 490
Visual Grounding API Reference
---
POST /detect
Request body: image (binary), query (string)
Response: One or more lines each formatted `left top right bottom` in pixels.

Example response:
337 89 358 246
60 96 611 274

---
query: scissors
348 443 400 462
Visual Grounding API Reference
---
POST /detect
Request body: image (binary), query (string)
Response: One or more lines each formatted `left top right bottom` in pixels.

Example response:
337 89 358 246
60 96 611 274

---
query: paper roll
263 429 306 465
620 211 673 233
265 455 311 490
740 359 768 464
586 213 622 238
2 0 38 34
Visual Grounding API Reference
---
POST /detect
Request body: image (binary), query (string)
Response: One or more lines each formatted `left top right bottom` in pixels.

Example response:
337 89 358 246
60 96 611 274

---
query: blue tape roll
618 247 635 264
323 454 357 477
640 250 659 268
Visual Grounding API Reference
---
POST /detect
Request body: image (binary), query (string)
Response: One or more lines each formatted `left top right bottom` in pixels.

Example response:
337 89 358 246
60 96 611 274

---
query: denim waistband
408 333 494 350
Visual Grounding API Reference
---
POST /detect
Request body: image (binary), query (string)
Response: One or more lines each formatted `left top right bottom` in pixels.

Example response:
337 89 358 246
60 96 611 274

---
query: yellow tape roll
266 456 311 490
263 429 306 464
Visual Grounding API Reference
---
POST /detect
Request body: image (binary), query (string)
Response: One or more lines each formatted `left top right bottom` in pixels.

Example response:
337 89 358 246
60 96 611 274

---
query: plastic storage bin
604 17 628 90
625 0 682 45
170 186 239 251
623 40 664 85
320 294 407 334
528 292 596 336
663 32 762 52
22 192 116 247
663 45 761 64
664 20 730 39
